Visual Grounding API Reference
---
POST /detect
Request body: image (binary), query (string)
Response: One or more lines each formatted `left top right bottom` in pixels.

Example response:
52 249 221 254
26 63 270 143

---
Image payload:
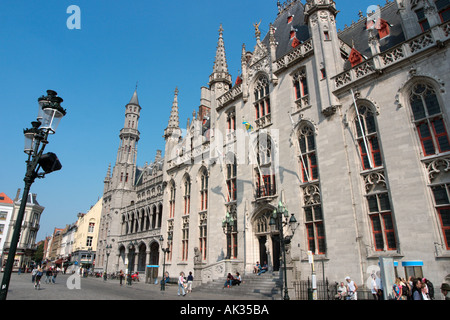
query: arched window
169 181 176 219
226 154 237 202
200 169 208 211
183 175 191 215
255 133 276 198
409 83 450 156
354 104 382 170
298 124 318 182
254 75 271 120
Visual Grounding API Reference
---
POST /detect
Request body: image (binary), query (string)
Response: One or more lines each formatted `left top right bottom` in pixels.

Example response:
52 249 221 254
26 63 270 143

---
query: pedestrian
186 271 194 293
35 267 43 290
345 276 358 300
393 278 403 300
376 271 384 300
31 267 37 283
400 278 410 300
119 270 125 286
52 268 58 284
335 282 347 300
421 279 430 300
45 267 53 284
178 272 186 296
440 283 450 300
370 274 378 300
412 278 423 300
422 278 435 300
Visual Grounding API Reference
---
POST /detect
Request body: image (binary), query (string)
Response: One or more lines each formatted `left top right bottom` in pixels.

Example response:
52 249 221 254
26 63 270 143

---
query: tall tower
99 89 141 270
304 0 343 115
164 87 182 161
209 24 232 98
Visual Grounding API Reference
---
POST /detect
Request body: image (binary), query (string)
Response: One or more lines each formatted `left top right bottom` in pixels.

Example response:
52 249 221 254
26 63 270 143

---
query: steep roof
262 1 310 60
0 192 13 204
338 2 405 60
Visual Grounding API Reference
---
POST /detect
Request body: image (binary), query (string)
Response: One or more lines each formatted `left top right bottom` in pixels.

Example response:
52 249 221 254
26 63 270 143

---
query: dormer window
287 15 294 24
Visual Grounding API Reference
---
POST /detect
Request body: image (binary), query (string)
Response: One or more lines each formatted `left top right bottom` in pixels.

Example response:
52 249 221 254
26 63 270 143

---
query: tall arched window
183 175 191 215
200 169 208 211
409 83 450 156
226 154 237 202
169 181 176 219
254 75 271 121
354 105 382 170
255 133 276 198
298 124 318 183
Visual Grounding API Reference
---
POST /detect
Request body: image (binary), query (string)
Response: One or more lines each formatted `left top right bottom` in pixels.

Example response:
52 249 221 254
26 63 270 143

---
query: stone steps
195 272 283 300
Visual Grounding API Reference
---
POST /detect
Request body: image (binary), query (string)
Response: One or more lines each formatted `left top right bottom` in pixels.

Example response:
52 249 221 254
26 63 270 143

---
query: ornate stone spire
209 24 232 90
164 87 181 138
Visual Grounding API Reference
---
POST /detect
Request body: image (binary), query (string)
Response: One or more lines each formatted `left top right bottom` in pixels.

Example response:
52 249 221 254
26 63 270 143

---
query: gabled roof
338 2 405 61
262 1 310 60
0 192 13 204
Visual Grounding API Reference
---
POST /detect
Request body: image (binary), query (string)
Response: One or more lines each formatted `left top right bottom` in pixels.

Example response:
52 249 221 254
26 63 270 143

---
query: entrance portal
254 210 281 272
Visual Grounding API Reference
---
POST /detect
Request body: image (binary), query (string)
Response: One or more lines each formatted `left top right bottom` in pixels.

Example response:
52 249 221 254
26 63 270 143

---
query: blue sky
0 0 388 240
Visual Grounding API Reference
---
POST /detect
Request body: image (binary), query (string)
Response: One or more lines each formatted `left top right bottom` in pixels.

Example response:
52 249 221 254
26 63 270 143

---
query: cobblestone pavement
1 272 253 300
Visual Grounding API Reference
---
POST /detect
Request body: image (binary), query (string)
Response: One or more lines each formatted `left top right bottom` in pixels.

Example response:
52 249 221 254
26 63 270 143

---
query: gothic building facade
97 0 450 292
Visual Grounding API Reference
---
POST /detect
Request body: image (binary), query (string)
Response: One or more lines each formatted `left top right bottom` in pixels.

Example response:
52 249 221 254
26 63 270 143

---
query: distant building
2 190 44 272
0 192 14 259
72 197 102 270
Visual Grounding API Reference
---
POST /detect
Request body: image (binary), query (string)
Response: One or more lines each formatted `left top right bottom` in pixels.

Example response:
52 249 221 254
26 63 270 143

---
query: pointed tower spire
164 87 181 139
209 24 232 93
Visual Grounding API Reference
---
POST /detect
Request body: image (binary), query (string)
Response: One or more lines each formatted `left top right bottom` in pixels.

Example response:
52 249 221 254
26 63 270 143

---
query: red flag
349 47 363 67
235 76 242 86
376 18 391 39
292 37 301 48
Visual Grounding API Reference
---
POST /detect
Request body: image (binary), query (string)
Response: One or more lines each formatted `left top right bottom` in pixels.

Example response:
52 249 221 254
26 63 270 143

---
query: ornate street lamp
0 90 66 300
103 244 112 281
269 200 299 300
160 235 172 291
222 210 236 260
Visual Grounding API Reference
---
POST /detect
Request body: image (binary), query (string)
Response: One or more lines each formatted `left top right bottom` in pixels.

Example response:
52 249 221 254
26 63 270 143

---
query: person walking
186 271 194 293
119 270 125 286
31 267 37 283
35 267 43 290
412 278 423 300
52 268 58 284
45 267 53 284
178 272 186 296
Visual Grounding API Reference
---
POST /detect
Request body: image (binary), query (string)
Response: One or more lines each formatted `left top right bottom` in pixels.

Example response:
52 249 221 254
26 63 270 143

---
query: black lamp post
222 211 236 260
160 235 171 291
104 244 112 281
269 200 298 300
0 90 66 300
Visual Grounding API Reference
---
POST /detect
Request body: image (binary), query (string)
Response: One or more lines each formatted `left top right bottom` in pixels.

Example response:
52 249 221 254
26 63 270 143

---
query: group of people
31 266 58 289
177 271 194 296
336 274 450 300
253 261 268 276
223 272 242 288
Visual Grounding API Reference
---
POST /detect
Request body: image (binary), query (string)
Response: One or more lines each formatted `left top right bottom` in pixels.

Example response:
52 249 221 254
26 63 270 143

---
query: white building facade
98 0 450 296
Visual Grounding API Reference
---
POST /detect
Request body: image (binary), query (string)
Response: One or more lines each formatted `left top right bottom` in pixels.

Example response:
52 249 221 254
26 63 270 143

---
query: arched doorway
149 242 160 280
137 243 147 272
254 210 281 272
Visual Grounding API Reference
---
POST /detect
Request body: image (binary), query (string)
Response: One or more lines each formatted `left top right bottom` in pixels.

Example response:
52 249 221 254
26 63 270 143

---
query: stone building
97 0 450 294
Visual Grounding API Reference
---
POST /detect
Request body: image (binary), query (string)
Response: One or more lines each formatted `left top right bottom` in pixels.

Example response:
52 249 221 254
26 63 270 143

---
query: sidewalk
1 272 259 300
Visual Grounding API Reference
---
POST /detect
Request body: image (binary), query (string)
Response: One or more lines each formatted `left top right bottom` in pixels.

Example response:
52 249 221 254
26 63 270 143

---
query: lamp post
0 90 66 300
269 200 298 300
222 211 236 260
160 235 171 291
104 244 112 281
